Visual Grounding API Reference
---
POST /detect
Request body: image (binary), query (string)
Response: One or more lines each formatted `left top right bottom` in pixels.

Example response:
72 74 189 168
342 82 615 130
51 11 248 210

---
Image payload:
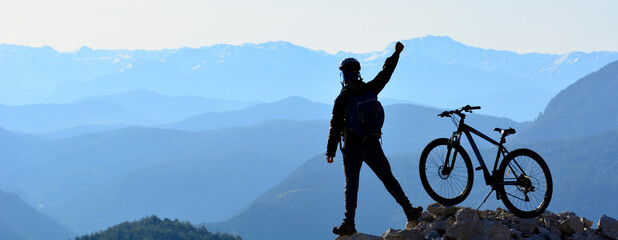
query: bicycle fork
442 131 463 176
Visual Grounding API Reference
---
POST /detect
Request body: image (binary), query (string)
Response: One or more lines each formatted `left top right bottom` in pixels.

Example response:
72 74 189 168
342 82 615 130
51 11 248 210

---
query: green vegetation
75 216 240 240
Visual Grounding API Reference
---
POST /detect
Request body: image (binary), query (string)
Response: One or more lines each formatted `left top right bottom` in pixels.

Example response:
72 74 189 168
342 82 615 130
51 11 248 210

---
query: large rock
542 215 559 229
418 211 435 222
581 217 593 229
484 220 511 239
558 211 578 221
514 217 540 234
381 228 424 240
445 208 509 240
599 215 618 240
335 233 382 240
429 219 450 234
582 229 603 240
426 203 459 216
559 217 584 235
445 207 479 239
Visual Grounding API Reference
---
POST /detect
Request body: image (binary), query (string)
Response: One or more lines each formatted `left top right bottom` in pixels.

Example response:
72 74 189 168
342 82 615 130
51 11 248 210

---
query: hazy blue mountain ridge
0 101 151 133
0 127 40 168
80 89 258 124
0 120 329 233
163 96 331 131
0 44 173 104
0 189 75 240
3 36 618 121
49 41 336 105
516 59 618 142
0 96 525 234
0 89 258 134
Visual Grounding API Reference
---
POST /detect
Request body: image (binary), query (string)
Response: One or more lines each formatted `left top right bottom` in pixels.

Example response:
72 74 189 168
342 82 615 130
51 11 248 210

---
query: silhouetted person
326 42 422 236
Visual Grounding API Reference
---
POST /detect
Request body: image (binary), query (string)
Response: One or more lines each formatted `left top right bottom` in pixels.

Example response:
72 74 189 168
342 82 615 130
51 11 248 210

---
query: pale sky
1 0 616 54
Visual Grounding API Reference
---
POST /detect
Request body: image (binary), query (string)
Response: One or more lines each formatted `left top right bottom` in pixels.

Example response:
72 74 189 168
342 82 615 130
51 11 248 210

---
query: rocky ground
335 203 618 240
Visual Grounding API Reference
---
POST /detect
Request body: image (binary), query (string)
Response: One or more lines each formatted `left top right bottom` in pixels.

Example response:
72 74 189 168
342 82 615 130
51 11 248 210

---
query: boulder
418 211 435 222
484 220 510 240
559 217 584 235
543 215 559 229
581 217 593 229
526 235 545 240
445 208 509 240
510 229 523 240
444 208 480 239
582 229 603 240
424 229 441 239
381 228 424 240
514 217 540 234
426 203 459 216
599 215 618 240
429 219 449 234
405 220 418 230
548 229 562 240
558 211 578 220
454 207 479 224
335 233 381 240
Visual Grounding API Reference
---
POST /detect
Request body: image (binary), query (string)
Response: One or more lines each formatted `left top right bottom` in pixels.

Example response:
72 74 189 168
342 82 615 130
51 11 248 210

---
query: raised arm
366 42 404 94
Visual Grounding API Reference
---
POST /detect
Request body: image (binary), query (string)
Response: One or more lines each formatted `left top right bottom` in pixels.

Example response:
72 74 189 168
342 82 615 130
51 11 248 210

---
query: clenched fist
395 41 404 54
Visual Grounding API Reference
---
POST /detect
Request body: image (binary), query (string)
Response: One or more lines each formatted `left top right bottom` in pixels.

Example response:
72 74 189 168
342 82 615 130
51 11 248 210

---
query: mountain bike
418 105 552 218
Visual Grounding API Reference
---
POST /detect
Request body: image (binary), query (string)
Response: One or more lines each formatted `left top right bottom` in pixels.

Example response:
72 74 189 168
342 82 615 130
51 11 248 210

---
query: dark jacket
326 52 400 157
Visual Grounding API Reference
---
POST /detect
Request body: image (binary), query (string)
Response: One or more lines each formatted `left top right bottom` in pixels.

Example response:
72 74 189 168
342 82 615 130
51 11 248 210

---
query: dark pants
342 137 411 221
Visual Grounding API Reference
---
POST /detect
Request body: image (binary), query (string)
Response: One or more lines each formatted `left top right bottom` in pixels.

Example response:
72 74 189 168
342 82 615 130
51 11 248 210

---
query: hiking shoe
332 219 357 235
405 205 423 222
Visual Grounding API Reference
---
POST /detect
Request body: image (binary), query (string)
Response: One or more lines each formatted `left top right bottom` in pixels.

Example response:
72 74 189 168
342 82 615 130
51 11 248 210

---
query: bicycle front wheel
419 138 474 206
497 149 553 218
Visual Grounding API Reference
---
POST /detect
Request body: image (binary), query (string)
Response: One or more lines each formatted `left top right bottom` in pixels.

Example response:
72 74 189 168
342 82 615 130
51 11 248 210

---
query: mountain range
0 40 616 239
0 98 520 234
0 89 257 134
2 36 618 121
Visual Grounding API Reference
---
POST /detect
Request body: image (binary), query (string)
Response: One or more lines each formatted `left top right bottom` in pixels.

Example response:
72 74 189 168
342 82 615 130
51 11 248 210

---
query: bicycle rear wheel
419 138 474 206
496 149 553 218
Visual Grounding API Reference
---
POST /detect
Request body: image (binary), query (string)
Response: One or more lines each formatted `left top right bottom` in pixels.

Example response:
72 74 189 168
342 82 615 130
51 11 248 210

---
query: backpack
345 91 384 137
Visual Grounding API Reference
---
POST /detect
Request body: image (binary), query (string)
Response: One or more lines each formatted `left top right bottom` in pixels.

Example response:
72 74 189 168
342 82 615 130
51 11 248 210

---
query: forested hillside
75 216 239 240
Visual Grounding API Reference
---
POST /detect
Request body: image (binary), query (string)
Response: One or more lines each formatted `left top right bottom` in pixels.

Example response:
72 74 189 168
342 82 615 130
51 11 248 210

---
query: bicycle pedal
475 166 483 171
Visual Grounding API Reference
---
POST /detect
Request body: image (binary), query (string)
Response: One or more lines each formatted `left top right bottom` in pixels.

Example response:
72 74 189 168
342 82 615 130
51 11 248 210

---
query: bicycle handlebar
438 105 482 117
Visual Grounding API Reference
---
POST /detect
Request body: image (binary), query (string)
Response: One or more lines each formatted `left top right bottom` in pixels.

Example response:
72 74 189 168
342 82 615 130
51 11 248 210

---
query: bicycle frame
446 118 509 187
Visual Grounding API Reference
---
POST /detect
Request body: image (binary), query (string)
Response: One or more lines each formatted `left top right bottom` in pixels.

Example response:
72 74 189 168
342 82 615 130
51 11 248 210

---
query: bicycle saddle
494 127 516 136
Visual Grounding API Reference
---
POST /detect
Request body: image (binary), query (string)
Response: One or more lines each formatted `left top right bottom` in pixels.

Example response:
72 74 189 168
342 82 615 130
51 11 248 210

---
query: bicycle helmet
339 57 361 71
